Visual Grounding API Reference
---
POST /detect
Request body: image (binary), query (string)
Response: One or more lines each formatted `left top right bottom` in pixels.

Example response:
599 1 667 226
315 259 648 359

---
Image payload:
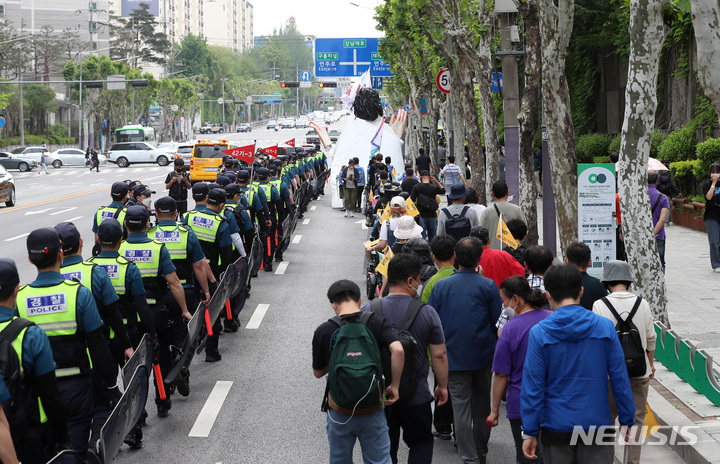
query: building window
0 5 5 17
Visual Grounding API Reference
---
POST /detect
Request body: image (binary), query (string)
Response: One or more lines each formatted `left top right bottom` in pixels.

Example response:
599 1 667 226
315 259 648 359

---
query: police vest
60 261 95 289
242 187 257 211
148 223 192 285
119 240 166 305
87 255 136 328
95 205 126 228
269 179 282 193
0 317 47 423
253 182 274 202
16 281 90 379
185 210 223 243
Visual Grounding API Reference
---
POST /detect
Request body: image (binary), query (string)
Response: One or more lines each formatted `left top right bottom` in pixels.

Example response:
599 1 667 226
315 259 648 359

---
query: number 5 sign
436 69 450 94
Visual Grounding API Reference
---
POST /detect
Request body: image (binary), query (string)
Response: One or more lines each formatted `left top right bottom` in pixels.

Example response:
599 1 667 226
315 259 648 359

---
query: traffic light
84 81 103 88
317 100 321 104
318 82 337 88
280 82 299 88
131 79 149 87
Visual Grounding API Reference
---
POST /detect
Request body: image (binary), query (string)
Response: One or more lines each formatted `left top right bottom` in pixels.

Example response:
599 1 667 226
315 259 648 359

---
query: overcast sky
252 0 385 38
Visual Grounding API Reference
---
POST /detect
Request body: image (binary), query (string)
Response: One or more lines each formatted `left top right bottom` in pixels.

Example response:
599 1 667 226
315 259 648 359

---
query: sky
252 0 385 38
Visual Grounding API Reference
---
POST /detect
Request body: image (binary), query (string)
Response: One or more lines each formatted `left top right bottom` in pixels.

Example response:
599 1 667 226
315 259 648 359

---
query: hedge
0 135 75 149
659 126 697 162
669 159 703 197
576 133 611 163
592 156 612 164
696 138 720 175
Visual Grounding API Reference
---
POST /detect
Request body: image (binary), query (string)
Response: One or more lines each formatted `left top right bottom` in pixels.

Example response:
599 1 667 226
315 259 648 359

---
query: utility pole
19 82 24 146
296 65 299 118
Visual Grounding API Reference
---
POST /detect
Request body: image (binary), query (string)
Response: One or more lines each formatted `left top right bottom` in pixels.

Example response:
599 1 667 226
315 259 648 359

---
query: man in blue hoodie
520 264 636 463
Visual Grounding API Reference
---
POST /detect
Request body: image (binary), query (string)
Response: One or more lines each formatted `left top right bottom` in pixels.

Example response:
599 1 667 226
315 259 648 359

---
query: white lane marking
145 174 167 181
245 304 270 329
188 381 233 438
90 182 103 186
25 208 55 216
49 207 78 216
303 218 310 225
292 235 302 244
5 233 29 242
354 219 365 224
66 216 84 222
310 205 317 211
275 262 289 275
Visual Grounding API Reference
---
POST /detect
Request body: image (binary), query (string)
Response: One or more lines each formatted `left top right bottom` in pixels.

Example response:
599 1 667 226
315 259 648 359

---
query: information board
578 163 616 278
314 38 394 77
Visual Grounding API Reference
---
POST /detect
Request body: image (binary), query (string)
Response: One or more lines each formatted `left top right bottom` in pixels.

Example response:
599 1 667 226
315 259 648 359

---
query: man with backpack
437 184 480 240
480 180 526 250
593 261 656 464
363 254 448 464
0 258 71 463
411 171 445 241
312 280 404 464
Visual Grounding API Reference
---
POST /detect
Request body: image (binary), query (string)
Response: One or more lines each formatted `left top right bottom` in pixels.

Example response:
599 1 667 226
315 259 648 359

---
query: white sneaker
344 212 348 217
350 213 354 217
714 268 720 273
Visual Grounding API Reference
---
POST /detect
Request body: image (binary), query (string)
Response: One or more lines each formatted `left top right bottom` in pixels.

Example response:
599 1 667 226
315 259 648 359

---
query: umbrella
648 157 669 171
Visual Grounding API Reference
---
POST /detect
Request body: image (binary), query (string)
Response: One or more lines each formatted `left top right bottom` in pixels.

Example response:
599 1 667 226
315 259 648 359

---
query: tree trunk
516 0 542 246
540 0 578 255
476 3 501 201
690 0 720 125
408 79 423 165
457 51 485 203
428 91 440 169
618 0 669 325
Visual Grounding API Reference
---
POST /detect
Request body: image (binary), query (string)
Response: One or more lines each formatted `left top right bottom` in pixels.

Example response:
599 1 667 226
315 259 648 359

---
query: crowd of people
0 147 327 463
313 150 662 464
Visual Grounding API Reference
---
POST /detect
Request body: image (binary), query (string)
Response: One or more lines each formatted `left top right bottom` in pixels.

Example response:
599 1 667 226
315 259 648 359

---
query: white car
106 142 172 168
46 148 106 168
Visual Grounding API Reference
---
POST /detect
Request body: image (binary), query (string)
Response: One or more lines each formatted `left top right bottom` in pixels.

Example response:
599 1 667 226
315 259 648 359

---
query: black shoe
264 263 273 272
251 273 258 278
140 409 148 426
205 350 222 362
340 208 346 211
434 430 453 440
87 444 103 464
224 320 240 333
156 398 172 418
123 430 143 449
274 254 283 262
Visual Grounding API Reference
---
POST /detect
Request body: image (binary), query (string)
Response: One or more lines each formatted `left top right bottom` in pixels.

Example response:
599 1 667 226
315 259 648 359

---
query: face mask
410 278 422 299
502 299 517 315
142 197 152 209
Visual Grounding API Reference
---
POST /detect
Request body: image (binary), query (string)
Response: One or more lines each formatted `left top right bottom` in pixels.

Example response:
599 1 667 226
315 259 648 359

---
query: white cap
389 196 406 209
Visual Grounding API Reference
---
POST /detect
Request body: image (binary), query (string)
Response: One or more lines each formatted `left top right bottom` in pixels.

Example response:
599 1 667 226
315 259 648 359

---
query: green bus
114 125 156 146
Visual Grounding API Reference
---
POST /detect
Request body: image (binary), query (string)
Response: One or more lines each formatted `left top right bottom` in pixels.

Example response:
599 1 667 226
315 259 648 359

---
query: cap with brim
257 167 271 178
154 196 177 214
98 218 123 245
111 181 128 197
470 226 490 245
394 216 424 240
207 188 226 206
125 205 149 226
0 258 20 291
27 228 62 255
389 196 406 209
126 180 142 192
447 184 470 199
225 183 241 197
208 183 220 191
216 175 231 187
55 222 81 251
326 279 361 302
269 165 279 175
236 170 250 181
601 260 634 282
133 185 155 197
192 182 209 198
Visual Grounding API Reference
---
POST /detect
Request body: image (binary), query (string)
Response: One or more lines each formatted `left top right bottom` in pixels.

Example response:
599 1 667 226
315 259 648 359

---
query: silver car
46 148 106 168
106 142 172 168
0 152 37 172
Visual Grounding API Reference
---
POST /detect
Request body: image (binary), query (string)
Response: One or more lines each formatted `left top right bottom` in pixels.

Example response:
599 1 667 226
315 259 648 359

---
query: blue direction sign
0 117 5 129
315 38 394 77
491 72 503 92
371 77 384 89
300 71 311 82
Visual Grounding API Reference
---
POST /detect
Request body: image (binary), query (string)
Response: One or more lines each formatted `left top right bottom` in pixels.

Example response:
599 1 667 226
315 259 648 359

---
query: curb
648 385 720 464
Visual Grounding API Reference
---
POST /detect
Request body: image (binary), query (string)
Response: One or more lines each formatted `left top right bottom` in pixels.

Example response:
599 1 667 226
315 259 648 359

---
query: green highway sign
316 52 339 61
344 39 366 48
371 52 382 60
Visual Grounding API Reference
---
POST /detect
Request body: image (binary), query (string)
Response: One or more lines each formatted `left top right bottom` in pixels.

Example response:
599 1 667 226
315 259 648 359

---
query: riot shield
97 365 150 463
229 257 249 300
249 230 263 276
122 334 152 389
277 214 293 254
310 178 319 198
164 300 205 385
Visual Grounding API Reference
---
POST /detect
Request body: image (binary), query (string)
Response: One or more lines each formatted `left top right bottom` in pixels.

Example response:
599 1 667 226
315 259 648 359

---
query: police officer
268 164 293 262
0 258 72 462
184 189 233 362
120 206 191 417
224 183 253 257
92 181 130 255
166 158 191 216
16 229 120 462
133 184 156 211
124 180 142 207
185 182 210 219
253 168 281 271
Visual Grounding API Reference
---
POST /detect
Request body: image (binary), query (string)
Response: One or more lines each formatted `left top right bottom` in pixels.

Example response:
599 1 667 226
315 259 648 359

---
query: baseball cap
326 279 361 303
470 226 490 245
192 182 209 198
155 196 177 214
225 183 241 197
55 222 81 251
98 218 123 245
268 165 279 176
236 170 250 181
225 172 237 182
207 188 226 206
125 205 150 226
126 180 142 193
27 228 62 255
207 183 220 191
389 196 406 209
0 258 20 292
257 167 270 179
111 181 128 198
133 184 155 198
601 260 634 282
216 175 231 187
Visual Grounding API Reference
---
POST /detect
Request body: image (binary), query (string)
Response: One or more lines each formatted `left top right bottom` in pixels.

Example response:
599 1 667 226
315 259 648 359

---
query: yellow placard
375 249 394 278
496 217 519 249
380 204 392 222
364 239 380 249
405 198 420 217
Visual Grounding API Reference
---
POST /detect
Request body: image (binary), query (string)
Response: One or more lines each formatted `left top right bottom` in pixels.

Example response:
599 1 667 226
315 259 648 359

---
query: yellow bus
189 139 232 182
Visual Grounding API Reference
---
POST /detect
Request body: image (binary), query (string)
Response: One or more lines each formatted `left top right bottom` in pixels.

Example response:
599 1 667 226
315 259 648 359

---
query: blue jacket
427 269 502 370
520 304 636 436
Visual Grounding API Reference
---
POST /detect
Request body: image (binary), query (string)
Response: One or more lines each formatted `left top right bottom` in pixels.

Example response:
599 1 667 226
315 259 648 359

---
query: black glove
209 281 219 295
151 337 161 364
107 385 122 408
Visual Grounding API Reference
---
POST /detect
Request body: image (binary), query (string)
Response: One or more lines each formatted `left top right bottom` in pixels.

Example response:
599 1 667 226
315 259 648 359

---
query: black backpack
601 297 647 378
370 299 423 402
0 317 40 448
442 206 472 241
416 193 438 215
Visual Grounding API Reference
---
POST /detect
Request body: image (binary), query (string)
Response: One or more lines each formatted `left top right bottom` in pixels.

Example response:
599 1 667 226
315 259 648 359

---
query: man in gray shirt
437 184 481 237
480 180 526 249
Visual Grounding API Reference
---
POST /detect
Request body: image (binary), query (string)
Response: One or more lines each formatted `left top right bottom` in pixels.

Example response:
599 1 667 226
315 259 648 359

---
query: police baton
152 341 167 401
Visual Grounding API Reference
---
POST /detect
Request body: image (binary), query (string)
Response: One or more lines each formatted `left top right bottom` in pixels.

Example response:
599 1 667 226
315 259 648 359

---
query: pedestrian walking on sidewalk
702 163 720 272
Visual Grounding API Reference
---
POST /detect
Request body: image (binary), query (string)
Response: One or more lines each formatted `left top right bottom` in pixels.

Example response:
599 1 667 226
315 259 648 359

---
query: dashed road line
188 381 233 438
310 205 317 211
303 218 310 225
66 216 84 222
245 304 270 329
5 233 29 242
275 262 289 275
292 235 302 244
49 207 78 216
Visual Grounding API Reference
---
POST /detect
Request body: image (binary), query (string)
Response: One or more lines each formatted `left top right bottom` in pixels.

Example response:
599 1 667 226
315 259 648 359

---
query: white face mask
410 278 423 299
142 197 152 209
502 298 517 315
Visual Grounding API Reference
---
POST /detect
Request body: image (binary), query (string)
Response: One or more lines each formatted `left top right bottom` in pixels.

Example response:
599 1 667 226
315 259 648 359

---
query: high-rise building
201 0 253 52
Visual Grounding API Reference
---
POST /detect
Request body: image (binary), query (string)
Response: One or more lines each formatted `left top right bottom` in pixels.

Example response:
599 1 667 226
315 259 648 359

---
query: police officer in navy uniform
226 183 254 257
16 229 120 462
268 164 293 262
124 180 142 207
0 258 72 462
184 189 234 360
253 168 281 271
92 181 130 256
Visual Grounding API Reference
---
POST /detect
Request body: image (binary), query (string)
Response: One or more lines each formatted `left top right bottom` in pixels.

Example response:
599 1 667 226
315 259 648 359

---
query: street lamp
221 78 229 130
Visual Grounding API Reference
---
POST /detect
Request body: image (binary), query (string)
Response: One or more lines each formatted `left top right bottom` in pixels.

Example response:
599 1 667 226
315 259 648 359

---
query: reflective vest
0 317 47 423
87 255 137 328
148 223 192 285
241 187 257 211
253 181 274 202
95 205 126 228
60 261 95 289
119 240 166 305
269 178 282 194
16 281 90 379
184 210 223 243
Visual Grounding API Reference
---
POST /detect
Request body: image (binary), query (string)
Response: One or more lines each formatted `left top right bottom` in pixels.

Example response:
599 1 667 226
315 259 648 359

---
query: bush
593 156 612 164
609 134 621 154
669 160 703 197
575 133 611 163
48 124 68 138
650 129 667 159
659 126 697 162
696 138 720 175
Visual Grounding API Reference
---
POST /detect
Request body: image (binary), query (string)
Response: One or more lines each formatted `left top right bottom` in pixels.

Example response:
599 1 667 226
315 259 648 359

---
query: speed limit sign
436 69 450 94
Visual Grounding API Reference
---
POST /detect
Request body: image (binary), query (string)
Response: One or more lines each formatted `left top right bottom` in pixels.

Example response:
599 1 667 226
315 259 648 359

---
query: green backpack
326 312 384 411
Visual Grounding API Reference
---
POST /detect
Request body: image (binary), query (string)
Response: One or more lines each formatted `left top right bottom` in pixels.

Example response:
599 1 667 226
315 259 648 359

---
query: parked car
0 165 16 207
237 123 252 133
174 145 194 166
266 120 277 130
45 148 106 168
106 142 172 168
328 129 341 143
0 152 37 172
10 146 48 163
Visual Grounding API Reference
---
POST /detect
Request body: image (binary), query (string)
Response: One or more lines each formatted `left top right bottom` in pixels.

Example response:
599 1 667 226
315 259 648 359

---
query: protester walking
702 162 720 272
90 148 100 172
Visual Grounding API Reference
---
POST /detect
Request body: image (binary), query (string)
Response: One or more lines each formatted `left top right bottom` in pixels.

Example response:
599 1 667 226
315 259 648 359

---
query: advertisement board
122 0 159 17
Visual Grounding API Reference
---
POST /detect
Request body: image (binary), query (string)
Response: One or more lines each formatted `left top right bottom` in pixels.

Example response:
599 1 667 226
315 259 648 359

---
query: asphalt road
0 120 517 463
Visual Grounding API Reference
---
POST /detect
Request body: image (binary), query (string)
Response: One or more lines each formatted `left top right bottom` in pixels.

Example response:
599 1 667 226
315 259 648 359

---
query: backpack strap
399 299 425 332
442 208 452 219
370 299 383 318
460 206 470 218
627 296 643 322
494 203 501 217
651 196 662 214
0 318 34 344
601 296 643 323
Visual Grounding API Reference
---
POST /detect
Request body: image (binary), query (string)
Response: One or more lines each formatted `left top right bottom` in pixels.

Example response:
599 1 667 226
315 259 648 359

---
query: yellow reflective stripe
55 367 82 378
167 248 185 257
193 230 216 241
36 321 77 333
136 266 159 277
112 284 126 294
147 299 157 305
